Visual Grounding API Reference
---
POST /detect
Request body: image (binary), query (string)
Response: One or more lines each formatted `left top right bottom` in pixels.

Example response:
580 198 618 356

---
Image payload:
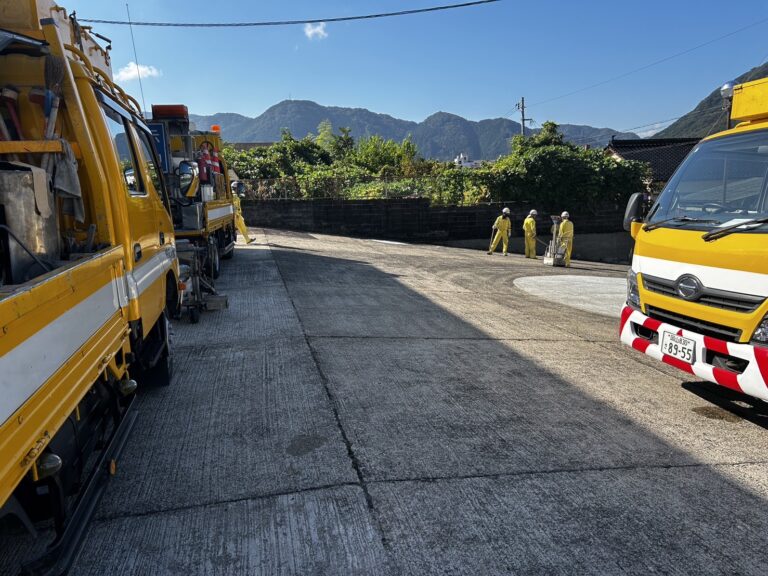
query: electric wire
125 3 146 114
569 42 768 148
527 14 768 108
79 0 500 27
557 104 725 148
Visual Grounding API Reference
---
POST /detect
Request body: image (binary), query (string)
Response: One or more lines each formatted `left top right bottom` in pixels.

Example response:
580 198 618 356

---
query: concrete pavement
514 275 626 318
3 230 768 575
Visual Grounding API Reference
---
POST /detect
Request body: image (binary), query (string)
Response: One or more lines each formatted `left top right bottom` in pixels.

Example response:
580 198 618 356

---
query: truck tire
209 238 221 279
222 228 234 260
147 310 174 387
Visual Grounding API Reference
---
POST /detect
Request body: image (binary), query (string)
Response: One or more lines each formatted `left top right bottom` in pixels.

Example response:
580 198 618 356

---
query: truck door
130 122 176 314
100 101 166 332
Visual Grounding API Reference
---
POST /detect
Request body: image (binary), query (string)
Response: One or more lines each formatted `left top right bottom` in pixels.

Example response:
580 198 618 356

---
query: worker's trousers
490 231 509 254
524 235 536 258
236 214 251 243
560 237 573 266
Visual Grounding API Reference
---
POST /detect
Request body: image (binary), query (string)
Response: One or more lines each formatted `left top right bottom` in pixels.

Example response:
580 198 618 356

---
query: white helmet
529 209 538 216
502 207 511 214
561 211 570 219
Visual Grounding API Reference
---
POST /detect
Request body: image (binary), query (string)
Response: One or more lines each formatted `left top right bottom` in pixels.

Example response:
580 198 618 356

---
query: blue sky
67 0 768 135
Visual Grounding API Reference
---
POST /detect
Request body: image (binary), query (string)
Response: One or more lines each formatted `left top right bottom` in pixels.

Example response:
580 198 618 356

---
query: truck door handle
160 231 165 245
133 243 142 262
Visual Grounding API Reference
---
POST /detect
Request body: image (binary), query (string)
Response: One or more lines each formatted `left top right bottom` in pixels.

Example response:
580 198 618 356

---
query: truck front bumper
620 304 768 402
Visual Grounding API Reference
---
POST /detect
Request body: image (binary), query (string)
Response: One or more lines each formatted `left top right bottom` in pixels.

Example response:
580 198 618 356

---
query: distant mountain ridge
188 100 639 161
657 62 768 138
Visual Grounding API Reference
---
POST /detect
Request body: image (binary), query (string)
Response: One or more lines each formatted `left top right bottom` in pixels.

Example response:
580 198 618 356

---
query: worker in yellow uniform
487 207 512 256
559 211 574 266
231 185 253 243
523 209 538 259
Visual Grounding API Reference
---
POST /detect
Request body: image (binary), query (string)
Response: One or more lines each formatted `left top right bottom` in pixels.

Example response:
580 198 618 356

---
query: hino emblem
676 274 704 301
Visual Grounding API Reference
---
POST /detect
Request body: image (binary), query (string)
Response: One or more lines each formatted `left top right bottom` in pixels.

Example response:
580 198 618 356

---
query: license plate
660 331 695 364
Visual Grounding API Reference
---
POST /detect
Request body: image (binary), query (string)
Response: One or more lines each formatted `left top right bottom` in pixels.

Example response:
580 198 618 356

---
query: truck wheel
222 229 234 260
147 310 174 387
208 239 221 279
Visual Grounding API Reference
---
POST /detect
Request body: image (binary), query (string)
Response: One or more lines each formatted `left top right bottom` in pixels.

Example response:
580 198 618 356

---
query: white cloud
304 22 328 40
114 61 162 82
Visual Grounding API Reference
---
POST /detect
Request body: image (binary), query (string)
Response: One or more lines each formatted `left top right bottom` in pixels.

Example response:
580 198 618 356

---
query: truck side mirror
623 193 645 232
176 161 197 196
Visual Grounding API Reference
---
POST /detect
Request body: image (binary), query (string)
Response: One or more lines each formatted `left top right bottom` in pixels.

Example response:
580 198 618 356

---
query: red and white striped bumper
620 305 768 402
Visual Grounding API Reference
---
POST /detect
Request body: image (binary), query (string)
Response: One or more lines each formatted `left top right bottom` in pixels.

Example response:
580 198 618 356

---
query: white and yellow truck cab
622 77 768 403
0 2 179 571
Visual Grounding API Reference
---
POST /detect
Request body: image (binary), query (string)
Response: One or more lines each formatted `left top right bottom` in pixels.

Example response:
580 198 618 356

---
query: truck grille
645 305 742 342
643 274 765 313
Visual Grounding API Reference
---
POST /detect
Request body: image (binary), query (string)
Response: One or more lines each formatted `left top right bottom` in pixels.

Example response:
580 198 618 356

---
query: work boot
504 252 508 256
487 251 492 255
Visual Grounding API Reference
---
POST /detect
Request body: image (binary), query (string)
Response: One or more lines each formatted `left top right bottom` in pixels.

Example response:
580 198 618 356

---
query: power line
125 3 146 114
79 0 501 27
527 14 768 108
562 104 725 148
570 41 768 148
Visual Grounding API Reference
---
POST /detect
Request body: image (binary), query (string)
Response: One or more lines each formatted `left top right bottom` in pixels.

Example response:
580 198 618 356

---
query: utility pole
515 97 533 136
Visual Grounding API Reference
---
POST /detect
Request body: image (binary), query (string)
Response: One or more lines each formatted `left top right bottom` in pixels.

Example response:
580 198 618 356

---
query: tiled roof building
605 138 699 185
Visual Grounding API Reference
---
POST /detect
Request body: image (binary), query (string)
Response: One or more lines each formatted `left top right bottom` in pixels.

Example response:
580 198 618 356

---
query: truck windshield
648 130 768 232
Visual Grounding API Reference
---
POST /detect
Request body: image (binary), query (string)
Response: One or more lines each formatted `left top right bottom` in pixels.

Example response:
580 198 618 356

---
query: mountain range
188 100 639 161
657 62 768 138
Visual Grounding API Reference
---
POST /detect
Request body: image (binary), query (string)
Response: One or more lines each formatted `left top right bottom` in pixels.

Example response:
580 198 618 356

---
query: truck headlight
627 269 641 310
751 315 768 344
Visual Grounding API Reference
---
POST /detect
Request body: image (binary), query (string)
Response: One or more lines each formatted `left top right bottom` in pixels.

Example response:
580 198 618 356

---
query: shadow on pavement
4 239 768 575
266 245 768 575
683 380 768 430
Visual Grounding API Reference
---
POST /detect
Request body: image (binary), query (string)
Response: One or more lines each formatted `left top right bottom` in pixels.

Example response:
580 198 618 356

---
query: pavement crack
307 335 583 342
268 237 390 551
368 459 768 487
94 482 360 523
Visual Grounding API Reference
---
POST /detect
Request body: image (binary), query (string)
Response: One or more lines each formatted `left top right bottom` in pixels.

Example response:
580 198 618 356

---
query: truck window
133 127 164 199
650 130 768 227
133 126 171 213
101 104 143 195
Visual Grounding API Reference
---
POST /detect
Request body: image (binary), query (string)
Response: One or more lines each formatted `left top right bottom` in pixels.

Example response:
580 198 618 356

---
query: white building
453 153 483 169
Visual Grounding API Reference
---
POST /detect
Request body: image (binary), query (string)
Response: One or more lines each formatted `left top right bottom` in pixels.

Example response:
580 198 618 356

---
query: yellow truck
149 106 236 262
622 77 768 403
149 105 233 321
0 2 179 571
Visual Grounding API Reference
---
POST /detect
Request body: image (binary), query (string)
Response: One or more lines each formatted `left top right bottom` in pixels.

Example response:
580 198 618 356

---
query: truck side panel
0 247 129 507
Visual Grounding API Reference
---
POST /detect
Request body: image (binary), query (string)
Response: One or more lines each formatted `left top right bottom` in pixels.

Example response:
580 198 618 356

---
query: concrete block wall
242 199 626 240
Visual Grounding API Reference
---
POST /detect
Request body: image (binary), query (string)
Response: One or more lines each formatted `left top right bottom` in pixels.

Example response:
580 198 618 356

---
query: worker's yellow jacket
493 215 511 236
523 216 536 237
559 219 574 239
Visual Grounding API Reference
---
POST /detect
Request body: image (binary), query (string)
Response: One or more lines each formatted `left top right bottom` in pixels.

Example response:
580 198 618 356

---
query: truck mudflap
620 305 768 402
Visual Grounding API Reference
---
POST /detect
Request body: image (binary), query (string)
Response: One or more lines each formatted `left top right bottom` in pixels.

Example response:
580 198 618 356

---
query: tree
315 120 335 152
331 127 355 161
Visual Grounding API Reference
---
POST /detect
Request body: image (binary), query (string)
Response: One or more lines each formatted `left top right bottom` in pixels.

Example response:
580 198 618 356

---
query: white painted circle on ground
514 275 626 318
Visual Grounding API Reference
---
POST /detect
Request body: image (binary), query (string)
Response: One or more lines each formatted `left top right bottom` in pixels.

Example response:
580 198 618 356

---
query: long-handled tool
40 54 65 174
1 85 32 163
2 86 23 139
487 228 495 253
